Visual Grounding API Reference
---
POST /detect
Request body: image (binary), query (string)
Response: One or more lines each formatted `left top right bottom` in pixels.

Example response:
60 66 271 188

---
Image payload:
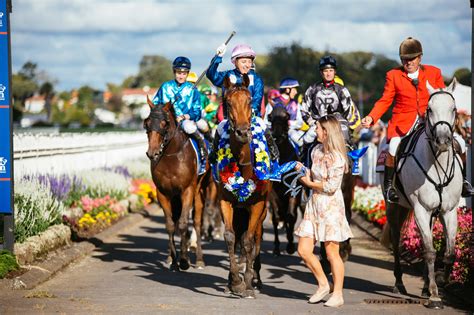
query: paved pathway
0 209 467 314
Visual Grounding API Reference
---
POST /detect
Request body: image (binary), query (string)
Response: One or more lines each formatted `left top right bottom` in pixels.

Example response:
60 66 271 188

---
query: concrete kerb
0 205 161 291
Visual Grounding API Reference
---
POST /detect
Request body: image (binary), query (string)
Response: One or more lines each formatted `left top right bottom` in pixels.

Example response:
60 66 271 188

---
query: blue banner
0 0 12 214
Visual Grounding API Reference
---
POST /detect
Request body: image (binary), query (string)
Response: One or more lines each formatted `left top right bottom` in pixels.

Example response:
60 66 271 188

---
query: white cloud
10 0 471 90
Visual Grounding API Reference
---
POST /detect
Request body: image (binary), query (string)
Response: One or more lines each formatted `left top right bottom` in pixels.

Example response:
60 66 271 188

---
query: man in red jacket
361 37 473 201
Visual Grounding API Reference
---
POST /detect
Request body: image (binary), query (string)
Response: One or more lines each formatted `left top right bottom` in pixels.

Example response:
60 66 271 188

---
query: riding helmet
172 56 191 71
319 55 337 70
399 37 423 60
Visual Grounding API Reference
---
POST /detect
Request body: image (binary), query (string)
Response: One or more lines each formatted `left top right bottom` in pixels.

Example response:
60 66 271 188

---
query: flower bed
352 183 473 284
400 207 473 284
352 184 387 227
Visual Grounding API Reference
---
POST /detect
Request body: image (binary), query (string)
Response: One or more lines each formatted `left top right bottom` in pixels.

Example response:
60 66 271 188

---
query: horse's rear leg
221 201 245 295
270 202 281 256
387 203 409 294
157 191 178 270
178 187 194 271
193 183 206 269
285 197 298 255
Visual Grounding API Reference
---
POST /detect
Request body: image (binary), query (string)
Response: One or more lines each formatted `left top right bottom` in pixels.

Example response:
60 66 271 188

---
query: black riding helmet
172 56 191 71
319 55 337 70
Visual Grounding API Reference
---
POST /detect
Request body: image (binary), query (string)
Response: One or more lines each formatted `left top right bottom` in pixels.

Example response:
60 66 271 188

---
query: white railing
14 131 148 176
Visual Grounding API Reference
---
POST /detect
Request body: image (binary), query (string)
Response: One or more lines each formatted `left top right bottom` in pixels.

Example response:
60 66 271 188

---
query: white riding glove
216 43 227 57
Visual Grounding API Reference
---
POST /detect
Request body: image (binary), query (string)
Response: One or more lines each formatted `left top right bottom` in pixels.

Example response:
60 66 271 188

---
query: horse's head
426 81 456 152
143 96 175 162
269 105 289 143
224 75 252 143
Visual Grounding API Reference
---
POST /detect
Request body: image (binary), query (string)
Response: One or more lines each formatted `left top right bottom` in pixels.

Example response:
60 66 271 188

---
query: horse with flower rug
213 75 295 298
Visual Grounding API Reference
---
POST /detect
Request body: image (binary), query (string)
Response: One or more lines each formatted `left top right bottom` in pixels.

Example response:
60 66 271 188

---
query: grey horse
382 80 462 309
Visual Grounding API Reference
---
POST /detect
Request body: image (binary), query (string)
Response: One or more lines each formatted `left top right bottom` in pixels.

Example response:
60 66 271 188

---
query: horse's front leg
269 192 280 256
178 186 195 271
221 200 245 295
413 203 443 309
285 196 298 255
440 209 458 286
252 205 267 291
157 190 178 271
242 200 266 299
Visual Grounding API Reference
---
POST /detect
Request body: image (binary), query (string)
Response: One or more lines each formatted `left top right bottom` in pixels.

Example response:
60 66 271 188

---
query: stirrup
386 186 399 203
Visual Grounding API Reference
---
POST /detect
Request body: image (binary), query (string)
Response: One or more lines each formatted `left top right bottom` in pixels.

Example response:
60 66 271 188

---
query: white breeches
181 119 197 134
289 129 305 147
388 117 419 156
196 118 209 133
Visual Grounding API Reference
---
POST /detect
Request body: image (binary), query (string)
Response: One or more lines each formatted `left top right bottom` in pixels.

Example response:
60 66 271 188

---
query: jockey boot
461 161 474 197
209 132 221 165
191 131 208 164
384 154 399 203
265 129 280 162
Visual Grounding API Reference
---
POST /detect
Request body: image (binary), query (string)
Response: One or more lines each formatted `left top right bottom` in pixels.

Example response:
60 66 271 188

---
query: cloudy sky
10 0 471 91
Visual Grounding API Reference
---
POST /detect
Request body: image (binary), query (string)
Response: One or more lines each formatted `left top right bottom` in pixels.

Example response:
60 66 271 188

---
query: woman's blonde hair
319 115 349 173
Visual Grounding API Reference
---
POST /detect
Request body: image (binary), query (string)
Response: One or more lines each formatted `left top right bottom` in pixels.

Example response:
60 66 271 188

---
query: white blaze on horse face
428 93 455 150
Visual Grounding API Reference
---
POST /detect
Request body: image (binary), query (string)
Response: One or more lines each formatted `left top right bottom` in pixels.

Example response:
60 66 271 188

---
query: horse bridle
146 108 178 162
425 91 456 143
225 85 252 137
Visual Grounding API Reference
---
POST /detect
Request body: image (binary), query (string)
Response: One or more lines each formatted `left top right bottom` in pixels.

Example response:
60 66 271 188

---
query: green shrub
0 250 19 279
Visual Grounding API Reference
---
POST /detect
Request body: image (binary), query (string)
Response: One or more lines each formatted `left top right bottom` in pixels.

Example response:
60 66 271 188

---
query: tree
122 55 173 88
39 81 54 122
453 68 471 86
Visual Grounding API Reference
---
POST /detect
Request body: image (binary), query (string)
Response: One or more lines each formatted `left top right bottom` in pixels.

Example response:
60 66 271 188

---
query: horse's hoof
421 287 430 298
179 259 190 271
166 256 173 265
273 248 281 256
195 260 206 269
393 284 408 295
231 281 246 295
242 289 256 299
170 263 179 272
424 298 443 309
286 243 296 255
252 279 262 290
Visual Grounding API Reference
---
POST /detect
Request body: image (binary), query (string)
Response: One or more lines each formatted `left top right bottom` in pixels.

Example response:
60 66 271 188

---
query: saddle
392 124 426 202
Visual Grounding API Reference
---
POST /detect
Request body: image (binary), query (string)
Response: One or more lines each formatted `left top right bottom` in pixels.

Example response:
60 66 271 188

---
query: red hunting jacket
368 65 445 140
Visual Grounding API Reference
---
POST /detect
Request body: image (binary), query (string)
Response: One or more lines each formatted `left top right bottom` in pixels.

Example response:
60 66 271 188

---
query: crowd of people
149 36 473 307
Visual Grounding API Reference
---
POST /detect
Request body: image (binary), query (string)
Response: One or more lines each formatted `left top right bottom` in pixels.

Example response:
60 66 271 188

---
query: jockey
301 55 359 150
361 37 474 201
206 43 280 164
152 56 207 163
273 78 309 148
198 84 219 135
263 89 281 129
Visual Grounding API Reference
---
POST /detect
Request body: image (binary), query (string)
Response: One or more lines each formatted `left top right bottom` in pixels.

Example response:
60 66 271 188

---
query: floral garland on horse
215 117 273 202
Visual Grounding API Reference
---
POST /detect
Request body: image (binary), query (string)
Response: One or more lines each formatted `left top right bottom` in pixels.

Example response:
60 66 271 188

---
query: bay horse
217 75 271 298
383 81 462 309
268 105 301 256
144 97 206 270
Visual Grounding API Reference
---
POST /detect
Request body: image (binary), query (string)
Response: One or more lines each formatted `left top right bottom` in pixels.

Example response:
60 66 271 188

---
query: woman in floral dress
294 114 353 307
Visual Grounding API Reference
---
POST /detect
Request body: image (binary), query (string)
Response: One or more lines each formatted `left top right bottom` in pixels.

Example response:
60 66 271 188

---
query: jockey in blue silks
206 43 280 166
152 56 207 163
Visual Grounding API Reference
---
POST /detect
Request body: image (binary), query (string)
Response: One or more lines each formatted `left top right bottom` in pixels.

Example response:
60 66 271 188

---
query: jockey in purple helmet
272 77 309 148
206 43 279 164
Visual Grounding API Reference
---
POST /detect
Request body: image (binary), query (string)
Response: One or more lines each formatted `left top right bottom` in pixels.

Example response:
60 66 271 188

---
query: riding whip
193 31 236 88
